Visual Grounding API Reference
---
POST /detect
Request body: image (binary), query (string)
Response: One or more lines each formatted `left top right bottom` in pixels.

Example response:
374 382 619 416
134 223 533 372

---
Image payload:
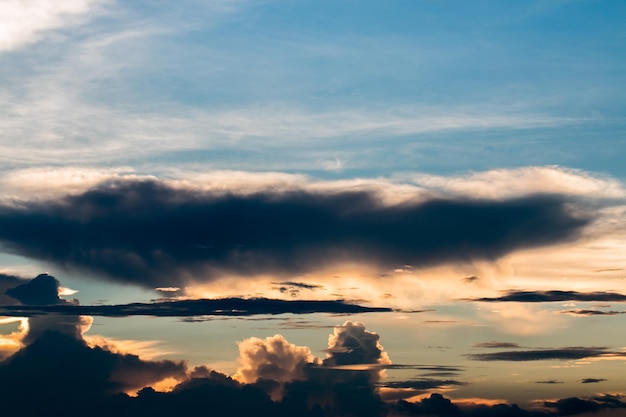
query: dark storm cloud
543 395 626 415
5 273 63 305
0 179 589 287
472 341 521 349
0 272 27 305
535 380 564 384
0 297 391 318
393 393 463 416
0 276 187 416
3 273 89 343
467 347 626 361
392 393 626 417
471 290 626 303
0 332 187 399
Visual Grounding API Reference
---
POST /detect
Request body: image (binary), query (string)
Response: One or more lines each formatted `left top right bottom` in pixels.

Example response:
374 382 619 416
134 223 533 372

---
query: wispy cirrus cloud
0 95 583 169
0 0 111 52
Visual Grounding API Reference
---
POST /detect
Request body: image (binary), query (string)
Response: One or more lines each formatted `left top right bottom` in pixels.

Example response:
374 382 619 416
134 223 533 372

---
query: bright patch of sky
1 0 624 177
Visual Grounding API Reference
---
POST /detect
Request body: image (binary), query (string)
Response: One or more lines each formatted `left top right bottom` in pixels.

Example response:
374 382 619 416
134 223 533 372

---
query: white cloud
0 0 110 52
410 166 626 200
0 94 581 168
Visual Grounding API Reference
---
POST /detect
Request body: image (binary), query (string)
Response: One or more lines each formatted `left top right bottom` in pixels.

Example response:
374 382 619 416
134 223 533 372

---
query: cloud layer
0 177 590 288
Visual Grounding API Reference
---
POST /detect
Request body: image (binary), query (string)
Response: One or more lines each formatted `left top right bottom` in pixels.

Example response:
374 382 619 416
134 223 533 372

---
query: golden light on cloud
58 286 78 296
84 336 176 360
0 317 27 359
476 303 568 335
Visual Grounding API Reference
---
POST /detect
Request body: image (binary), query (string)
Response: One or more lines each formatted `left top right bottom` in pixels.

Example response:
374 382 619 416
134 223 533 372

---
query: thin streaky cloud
378 379 466 390
581 378 607 384
0 0 111 52
0 97 585 168
470 290 626 303
0 297 391 318
472 341 521 349
467 347 626 362
561 309 626 316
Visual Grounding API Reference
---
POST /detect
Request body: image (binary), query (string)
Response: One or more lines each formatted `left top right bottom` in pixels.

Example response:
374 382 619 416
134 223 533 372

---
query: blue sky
2 0 625 176
1 1 626 416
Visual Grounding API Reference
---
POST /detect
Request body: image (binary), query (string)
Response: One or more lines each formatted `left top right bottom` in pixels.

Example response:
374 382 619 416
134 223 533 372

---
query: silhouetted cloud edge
0 297 392 318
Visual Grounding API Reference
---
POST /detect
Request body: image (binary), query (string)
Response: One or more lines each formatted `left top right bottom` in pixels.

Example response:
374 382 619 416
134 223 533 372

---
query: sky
1 0 626 416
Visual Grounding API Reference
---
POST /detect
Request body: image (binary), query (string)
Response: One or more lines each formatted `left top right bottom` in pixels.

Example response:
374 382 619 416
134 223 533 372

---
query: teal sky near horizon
1 1 626 416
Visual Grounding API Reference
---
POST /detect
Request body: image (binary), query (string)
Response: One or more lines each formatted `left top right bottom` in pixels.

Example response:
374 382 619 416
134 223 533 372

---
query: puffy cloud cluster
0 274 187 414
235 334 319 399
0 272 26 305
231 320 392 415
324 321 391 367
3 274 625 417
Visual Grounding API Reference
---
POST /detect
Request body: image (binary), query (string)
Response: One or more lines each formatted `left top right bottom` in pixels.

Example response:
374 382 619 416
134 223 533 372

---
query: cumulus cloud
0 272 26 305
234 334 319 400
233 320 393 389
0 274 188 415
0 331 187 410
230 320 393 415
2 273 92 344
235 334 318 384
323 320 391 368
0 177 590 288
5 273 64 305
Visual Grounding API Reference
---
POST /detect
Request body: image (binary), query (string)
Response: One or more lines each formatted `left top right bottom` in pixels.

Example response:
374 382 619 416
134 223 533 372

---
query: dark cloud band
0 179 589 287
0 297 391 318
467 346 626 361
471 290 626 303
